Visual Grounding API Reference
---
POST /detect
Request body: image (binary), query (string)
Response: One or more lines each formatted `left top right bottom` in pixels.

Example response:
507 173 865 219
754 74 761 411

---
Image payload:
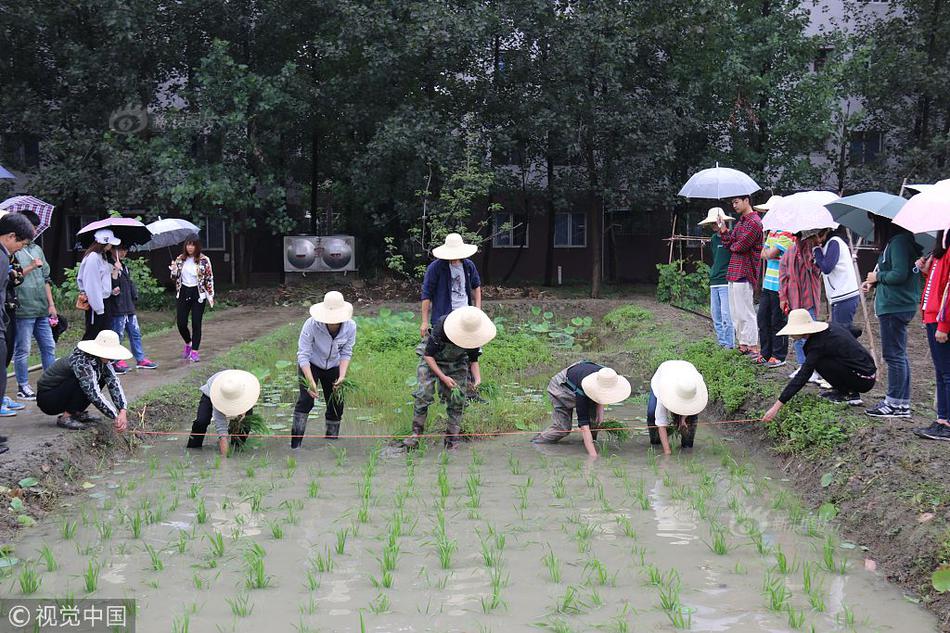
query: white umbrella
905 179 950 194
133 218 200 251
677 165 760 200
761 191 840 233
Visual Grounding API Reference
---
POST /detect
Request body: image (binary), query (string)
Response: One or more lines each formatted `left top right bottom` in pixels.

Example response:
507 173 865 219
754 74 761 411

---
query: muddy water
7 405 938 633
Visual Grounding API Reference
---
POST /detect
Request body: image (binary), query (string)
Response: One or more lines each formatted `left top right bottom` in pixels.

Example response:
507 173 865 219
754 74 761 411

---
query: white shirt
181 257 199 287
654 399 671 427
449 262 467 310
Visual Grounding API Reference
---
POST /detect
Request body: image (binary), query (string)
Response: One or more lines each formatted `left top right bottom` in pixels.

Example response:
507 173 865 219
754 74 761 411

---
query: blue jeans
926 323 950 420
794 307 817 365
879 311 914 406
710 285 734 348
831 296 860 328
112 314 144 362
13 317 56 386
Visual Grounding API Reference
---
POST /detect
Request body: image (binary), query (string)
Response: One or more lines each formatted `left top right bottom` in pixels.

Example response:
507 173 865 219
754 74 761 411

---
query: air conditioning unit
283 235 357 273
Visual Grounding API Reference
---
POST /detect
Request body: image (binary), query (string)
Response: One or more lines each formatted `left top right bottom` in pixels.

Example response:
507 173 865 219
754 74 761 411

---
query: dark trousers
4 309 14 367
83 297 114 341
831 296 860 329
37 373 90 416
927 323 950 420
294 365 343 420
646 390 698 448
812 357 875 395
0 328 7 403
187 394 251 448
176 286 206 350
757 289 788 360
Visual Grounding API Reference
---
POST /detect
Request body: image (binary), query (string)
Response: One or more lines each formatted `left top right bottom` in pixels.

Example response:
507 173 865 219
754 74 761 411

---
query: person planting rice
186 369 261 456
762 309 877 422
36 329 130 432
292 290 356 447
647 360 708 455
532 362 631 458
403 305 496 450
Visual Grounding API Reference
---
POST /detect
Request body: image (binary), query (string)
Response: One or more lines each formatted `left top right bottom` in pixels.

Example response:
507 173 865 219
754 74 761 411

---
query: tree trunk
309 124 319 235
590 196 602 299
543 150 556 286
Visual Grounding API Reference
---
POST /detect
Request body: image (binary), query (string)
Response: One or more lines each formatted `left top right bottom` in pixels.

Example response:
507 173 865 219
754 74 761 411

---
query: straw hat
581 367 632 406
443 306 496 349
309 291 353 324
77 330 132 361
209 370 261 417
697 207 735 225
94 229 121 246
650 360 708 416
754 195 783 212
777 309 829 337
432 233 477 260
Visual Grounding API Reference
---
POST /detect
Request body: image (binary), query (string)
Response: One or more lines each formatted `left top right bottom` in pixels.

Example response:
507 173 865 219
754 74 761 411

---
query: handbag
75 292 90 311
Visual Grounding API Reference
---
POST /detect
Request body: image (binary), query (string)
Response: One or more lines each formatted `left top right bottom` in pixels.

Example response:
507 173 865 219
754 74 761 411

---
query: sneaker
0 444 7 455
865 401 911 419
819 390 863 406
0 434 7 443
0 404 16 417
914 422 943 439
113 360 131 374
189 349 201 363
72 410 102 424
4 396 25 410
921 423 950 441
182 344 192 359
750 354 767 365
807 372 831 389
764 357 786 368
56 415 85 430
15 385 35 401
788 367 800 379
136 358 158 369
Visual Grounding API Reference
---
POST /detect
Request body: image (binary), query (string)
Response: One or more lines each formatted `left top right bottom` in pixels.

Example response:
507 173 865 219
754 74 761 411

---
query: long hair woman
76 230 120 341
169 237 214 362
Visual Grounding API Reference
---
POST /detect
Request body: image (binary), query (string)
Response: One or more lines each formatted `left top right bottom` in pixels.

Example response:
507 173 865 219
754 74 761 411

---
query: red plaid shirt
720 211 763 284
779 241 822 312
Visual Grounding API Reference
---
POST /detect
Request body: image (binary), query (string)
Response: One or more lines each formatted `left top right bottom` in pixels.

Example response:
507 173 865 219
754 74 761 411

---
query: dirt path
0 305 301 482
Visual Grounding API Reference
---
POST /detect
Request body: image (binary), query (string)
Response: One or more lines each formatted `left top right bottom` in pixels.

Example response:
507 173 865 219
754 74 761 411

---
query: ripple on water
650 482 699 544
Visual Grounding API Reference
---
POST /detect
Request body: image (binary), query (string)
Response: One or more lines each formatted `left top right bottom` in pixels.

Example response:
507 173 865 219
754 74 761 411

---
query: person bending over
647 360 708 455
404 306 496 450
36 330 130 432
532 362 631 458
187 370 261 457
763 309 876 422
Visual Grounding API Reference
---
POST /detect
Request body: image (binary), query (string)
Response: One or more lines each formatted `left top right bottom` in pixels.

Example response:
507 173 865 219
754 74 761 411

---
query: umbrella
893 181 950 234
761 191 840 233
133 218 200 251
905 179 950 194
826 191 935 250
677 165 760 200
77 217 151 247
0 165 13 179
0 196 55 237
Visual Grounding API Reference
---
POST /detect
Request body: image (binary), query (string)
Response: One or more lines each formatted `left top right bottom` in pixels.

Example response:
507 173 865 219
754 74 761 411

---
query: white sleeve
654 399 670 427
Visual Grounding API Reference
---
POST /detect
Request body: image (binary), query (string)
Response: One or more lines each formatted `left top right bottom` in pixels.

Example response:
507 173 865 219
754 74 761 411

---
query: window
554 212 586 248
68 214 100 251
812 47 833 73
201 217 228 250
849 131 883 166
492 212 528 247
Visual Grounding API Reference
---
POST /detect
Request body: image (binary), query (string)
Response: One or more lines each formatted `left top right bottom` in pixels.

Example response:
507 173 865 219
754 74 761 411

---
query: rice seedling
336 528 349 555
83 559 101 593
508 453 523 475
304 567 320 591
436 535 456 569
380 540 400 572
176 530 188 554
615 516 637 539
330 445 347 467
246 489 264 513
467 472 482 509
600 604 632 633
370 568 394 589
657 572 682 612
575 522 595 553
96 519 113 540
808 588 826 613
666 606 692 629
312 547 334 573
128 511 143 539
536 617 575 633
552 476 566 500
226 593 254 617
747 523 770 556
192 573 209 590
269 520 284 540
148 455 159 476
787 605 806 629
479 537 502 569
38 545 57 572
357 498 370 524
437 465 450 499
172 614 190 633
762 572 790 611
188 482 201 499
542 547 561 583
554 585 587 615
245 465 256 478
645 563 663 586
837 605 856 630
243 548 271 589
646 448 658 475
820 534 848 575
369 593 391 614
286 455 298 478
708 523 729 555
145 543 164 571
584 558 615 586
471 447 485 466
632 546 647 566
633 479 650 510
61 518 77 540
481 583 507 614
308 480 320 498
286 506 300 525
18 562 41 594
195 498 208 525
773 545 797 574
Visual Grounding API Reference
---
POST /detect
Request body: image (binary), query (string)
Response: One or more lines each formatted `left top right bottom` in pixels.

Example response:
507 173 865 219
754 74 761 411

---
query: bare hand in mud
441 376 458 390
114 410 128 433
762 401 781 422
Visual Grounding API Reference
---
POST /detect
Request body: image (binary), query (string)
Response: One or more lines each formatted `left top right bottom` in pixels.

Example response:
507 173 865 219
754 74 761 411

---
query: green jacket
708 233 730 286
14 243 51 319
874 232 922 316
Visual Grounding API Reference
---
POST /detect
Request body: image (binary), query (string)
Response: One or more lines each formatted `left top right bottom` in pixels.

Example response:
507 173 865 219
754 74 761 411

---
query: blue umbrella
0 165 14 180
825 191 934 250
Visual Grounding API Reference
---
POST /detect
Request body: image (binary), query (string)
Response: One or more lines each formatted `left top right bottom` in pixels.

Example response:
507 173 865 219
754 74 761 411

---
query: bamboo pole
668 214 677 264
849 232 881 370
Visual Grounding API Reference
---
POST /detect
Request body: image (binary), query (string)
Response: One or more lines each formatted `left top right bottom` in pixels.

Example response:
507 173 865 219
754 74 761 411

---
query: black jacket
112 262 138 316
779 323 876 403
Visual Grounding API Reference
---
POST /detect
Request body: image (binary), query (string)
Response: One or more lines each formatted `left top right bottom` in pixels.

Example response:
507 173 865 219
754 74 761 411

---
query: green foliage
656 261 710 312
765 395 858 456
603 306 654 332
680 340 760 414
54 257 166 311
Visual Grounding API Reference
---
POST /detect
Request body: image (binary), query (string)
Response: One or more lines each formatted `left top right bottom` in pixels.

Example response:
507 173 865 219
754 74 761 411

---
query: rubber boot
325 421 340 440
403 415 427 449
444 419 461 450
291 412 308 449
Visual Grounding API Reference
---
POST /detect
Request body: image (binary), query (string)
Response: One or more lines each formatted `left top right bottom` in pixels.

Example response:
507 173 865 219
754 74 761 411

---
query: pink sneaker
137 358 158 369
189 349 201 362
182 344 192 359
113 360 130 374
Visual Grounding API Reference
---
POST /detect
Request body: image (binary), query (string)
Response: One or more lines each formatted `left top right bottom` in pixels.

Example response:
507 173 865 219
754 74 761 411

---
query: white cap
94 229 121 246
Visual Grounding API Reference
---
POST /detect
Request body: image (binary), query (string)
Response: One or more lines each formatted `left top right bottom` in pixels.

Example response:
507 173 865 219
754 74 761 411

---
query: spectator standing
420 233 482 337
863 218 922 418
718 195 764 356
779 230 827 387
110 245 157 374
169 237 214 363
813 228 861 328
12 211 57 400
756 226 794 367
77 230 120 340
698 207 734 348
915 232 950 440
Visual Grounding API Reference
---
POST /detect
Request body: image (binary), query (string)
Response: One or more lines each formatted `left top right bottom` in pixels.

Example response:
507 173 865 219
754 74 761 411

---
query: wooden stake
849 232 881 369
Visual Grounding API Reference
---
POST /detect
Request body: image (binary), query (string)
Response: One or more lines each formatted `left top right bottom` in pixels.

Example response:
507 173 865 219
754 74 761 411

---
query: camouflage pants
536 369 577 442
412 352 469 440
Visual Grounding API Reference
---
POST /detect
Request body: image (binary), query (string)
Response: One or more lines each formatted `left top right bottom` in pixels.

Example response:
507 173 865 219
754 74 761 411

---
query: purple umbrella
0 165 14 179
77 217 152 247
0 196 55 237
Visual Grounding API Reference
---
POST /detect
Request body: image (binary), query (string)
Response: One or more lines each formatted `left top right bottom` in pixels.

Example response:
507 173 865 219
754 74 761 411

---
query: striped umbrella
0 196 55 237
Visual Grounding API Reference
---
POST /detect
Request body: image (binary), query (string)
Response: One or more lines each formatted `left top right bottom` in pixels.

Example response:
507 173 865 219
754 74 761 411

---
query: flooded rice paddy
4 404 938 633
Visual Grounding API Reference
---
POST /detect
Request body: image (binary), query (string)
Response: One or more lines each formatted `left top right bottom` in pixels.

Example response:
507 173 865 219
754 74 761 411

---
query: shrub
603 305 653 332
680 340 761 414
656 260 710 312
55 256 168 311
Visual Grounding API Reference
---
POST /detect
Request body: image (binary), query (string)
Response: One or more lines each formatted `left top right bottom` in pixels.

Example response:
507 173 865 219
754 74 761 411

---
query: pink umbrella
761 191 840 233
893 181 950 234
77 217 152 247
